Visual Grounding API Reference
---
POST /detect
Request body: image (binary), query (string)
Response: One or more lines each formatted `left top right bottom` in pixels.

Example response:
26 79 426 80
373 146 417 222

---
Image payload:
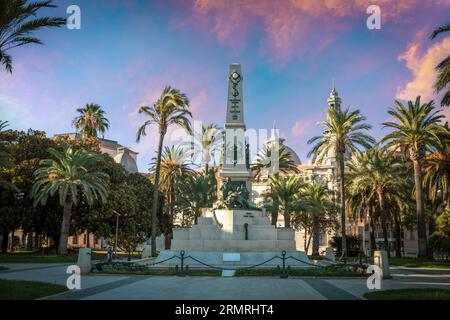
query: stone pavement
0 263 449 300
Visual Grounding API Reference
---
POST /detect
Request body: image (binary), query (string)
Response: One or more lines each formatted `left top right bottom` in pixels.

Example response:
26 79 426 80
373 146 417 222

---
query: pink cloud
178 0 448 66
396 36 450 102
290 115 320 138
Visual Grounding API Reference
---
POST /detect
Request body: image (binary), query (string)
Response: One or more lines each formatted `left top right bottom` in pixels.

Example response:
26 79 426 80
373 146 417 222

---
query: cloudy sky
1 0 449 172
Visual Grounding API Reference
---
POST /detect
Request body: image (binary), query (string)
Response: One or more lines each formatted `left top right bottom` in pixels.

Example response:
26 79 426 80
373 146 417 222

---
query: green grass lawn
389 257 450 269
0 279 67 300
364 288 450 300
0 252 111 263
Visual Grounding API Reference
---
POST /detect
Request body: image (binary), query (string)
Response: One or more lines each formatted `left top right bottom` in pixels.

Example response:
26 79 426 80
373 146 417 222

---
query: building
53 133 139 173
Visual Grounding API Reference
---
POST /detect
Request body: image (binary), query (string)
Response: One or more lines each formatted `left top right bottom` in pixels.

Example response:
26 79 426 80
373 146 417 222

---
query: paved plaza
0 263 449 300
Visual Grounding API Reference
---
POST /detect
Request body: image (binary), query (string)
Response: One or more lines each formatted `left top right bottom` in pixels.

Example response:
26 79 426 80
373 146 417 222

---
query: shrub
329 235 361 257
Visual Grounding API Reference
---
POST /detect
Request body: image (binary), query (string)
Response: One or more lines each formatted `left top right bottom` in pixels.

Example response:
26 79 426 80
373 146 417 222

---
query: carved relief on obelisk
219 63 252 195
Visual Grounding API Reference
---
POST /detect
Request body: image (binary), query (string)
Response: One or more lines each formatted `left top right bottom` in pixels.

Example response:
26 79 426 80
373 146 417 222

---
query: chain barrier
94 250 351 278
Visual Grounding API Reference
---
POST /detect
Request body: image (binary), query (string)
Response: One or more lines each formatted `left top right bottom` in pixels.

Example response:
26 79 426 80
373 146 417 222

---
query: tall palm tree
347 146 406 256
308 106 374 260
31 145 108 254
186 124 222 174
382 97 447 258
72 103 110 139
431 22 450 107
0 0 66 73
252 144 300 179
303 180 334 256
267 175 305 228
136 86 192 257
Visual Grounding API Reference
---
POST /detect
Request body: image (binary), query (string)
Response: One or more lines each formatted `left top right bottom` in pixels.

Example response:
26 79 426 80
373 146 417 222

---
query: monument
154 64 310 269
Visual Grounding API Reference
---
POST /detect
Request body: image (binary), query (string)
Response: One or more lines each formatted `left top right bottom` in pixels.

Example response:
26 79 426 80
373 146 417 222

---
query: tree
346 146 406 256
431 22 450 107
382 97 447 258
177 172 217 225
423 142 450 210
136 86 192 257
72 103 110 139
151 145 193 248
308 106 374 260
252 144 300 179
302 180 335 256
267 175 305 228
0 128 59 252
0 0 66 73
186 124 222 174
31 145 108 254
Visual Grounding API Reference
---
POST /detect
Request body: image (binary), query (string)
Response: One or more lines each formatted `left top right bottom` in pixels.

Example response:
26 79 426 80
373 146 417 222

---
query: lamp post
113 210 120 258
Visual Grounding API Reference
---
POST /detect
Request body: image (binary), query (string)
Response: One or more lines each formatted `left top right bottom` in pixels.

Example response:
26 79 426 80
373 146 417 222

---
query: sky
1 0 450 172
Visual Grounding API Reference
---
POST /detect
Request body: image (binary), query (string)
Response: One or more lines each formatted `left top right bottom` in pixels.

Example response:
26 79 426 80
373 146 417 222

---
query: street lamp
113 210 120 258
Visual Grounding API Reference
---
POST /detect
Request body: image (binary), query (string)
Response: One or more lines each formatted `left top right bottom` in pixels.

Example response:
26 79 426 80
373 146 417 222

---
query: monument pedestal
154 209 310 269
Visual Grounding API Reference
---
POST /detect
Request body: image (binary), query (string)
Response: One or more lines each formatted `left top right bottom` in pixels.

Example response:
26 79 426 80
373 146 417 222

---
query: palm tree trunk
205 162 209 175
306 230 312 254
150 130 165 257
312 214 320 256
411 157 428 258
58 195 73 255
338 152 347 261
271 210 278 226
394 213 402 258
283 211 291 228
377 189 390 257
1 228 8 253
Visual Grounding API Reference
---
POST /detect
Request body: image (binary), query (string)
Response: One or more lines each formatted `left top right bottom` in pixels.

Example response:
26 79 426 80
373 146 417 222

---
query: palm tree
346 146 406 256
186 124 222 174
382 97 447 258
0 120 11 168
423 142 450 210
303 180 334 256
252 144 300 179
267 175 304 228
177 172 216 225
308 106 374 260
347 181 378 256
151 145 193 248
31 145 108 254
72 103 110 139
136 86 192 257
431 22 450 107
0 0 66 73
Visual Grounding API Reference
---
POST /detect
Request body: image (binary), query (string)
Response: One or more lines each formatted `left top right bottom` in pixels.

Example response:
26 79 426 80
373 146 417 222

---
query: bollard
374 250 391 279
176 250 188 277
77 248 92 275
278 251 289 279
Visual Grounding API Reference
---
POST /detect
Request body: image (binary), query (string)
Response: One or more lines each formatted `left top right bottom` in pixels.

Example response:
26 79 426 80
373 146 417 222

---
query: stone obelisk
219 63 251 194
